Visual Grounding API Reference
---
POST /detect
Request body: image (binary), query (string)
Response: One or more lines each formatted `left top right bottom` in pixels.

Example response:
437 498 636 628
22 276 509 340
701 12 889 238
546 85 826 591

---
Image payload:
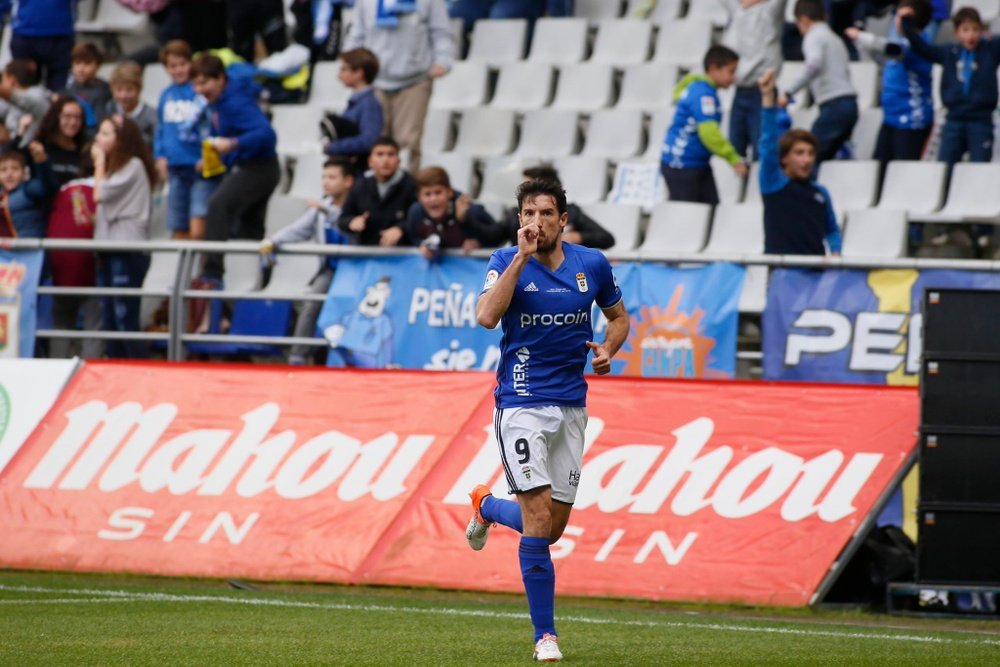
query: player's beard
537 234 559 254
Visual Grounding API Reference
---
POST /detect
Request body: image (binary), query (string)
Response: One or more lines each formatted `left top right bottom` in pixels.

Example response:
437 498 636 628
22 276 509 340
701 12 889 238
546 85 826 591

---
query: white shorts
494 405 587 504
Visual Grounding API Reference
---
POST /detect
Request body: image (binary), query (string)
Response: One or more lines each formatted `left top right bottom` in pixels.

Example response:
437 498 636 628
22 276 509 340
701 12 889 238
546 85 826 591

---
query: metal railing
7 238 1000 363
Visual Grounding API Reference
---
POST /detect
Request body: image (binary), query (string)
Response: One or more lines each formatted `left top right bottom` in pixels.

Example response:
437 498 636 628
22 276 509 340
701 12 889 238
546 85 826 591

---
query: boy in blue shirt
154 40 219 240
662 45 747 205
323 47 384 169
0 142 56 238
900 5 1000 166
846 0 935 167
758 68 842 256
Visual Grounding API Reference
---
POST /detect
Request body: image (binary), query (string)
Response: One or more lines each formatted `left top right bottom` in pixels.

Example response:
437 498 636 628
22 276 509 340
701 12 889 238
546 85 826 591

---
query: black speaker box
921 359 1000 429
923 289 1000 357
920 432 1000 504
917 506 1000 584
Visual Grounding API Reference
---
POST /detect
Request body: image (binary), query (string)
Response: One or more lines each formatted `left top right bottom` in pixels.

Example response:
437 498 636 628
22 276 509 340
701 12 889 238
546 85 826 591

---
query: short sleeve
481 250 510 295
594 254 623 310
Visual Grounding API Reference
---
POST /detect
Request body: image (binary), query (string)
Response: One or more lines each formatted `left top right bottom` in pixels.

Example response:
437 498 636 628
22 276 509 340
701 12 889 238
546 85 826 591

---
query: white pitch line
1 584 998 647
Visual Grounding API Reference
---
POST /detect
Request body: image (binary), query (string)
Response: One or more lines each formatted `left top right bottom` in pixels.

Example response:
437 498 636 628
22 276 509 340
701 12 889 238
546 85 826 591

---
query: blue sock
480 495 523 533
519 536 556 642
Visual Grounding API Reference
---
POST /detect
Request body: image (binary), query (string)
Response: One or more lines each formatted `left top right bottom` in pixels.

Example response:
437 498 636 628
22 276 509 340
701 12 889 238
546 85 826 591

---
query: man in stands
467 178 629 662
337 136 417 247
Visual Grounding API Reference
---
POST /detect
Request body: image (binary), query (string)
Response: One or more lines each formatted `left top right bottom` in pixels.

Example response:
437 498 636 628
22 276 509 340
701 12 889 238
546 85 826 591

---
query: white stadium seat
712 157 746 205
703 203 765 256
466 19 528 66
527 18 589 65
264 195 309 238
141 64 170 107
271 105 325 157
921 162 1000 223
617 62 679 112
685 0 730 27
590 19 653 66
478 156 524 209
652 18 713 68
580 109 644 160
451 108 517 157
626 0 682 24
421 152 476 195
850 107 883 160
421 108 455 154
640 201 713 255
817 159 880 222
876 160 947 216
514 109 580 160
287 153 326 199
575 0 623 22
580 202 642 252
550 63 615 112
310 61 352 110
553 155 609 205
490 63 554 110
429 61 489 110
841 209 909 259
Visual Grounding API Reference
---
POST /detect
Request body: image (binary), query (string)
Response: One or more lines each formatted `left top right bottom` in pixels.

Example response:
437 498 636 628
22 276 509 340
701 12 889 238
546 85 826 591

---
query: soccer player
467 178 629 662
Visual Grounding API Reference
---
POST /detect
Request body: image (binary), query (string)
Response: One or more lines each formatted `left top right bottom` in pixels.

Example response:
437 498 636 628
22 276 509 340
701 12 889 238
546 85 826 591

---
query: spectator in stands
46 156 103 359
758 68 842 256
260 156 355 365
0 142 56 238
155 40 220 240
344 0 454 170
900 5 1000 167
36 95 88 186
661 45 747 206
721 0 787 161
91 116 157 358
779 0 858 165
504 165 614 250
7 0 75 91
0 59 52 144
191 54 280 284
405 165 502 259
323 47 384 168
845 0 935 169
338 136 418 246
63 43 112 131
105 62 158 149
226 0 290 63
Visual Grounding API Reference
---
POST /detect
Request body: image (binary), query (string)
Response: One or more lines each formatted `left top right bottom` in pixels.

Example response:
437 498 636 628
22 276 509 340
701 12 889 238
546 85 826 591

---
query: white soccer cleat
465 484 493 551
533 633 562 662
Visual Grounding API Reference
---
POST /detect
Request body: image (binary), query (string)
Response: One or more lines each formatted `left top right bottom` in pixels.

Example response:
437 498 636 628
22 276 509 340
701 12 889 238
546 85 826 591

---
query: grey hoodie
344 0 455 92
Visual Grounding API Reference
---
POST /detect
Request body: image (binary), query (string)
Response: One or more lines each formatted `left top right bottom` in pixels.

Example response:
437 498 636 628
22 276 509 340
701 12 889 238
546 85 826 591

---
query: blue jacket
877 23 935 130
208 79 277 163
5 159 56 238
903 17 1000 123
661 75 741 170
11 0 76 37
759 108 841 255
154 82 203 167
325 87 383 157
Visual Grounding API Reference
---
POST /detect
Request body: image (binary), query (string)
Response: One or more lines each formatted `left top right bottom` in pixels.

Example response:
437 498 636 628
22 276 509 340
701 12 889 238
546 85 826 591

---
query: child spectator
323 47 384 167
900 5 1000 166
8 0 75 91
661 45 747 205
0 59 52 144
338 136 418 246
780 0 858 164
36 95 88 186
46 157 103 359
759 68 842 256
63 43 112 129
846 0 935 168
191 53 280 284
721 0 787 161
91 116 157 358
106 61 158 148
0 142 57 238
155 40 219 240
260 156 355 365
405 165 501 259
503 165 614 249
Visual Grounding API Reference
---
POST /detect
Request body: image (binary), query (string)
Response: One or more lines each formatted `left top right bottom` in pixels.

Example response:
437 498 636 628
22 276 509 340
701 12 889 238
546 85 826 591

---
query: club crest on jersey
575 272 588 292
483 269 498 290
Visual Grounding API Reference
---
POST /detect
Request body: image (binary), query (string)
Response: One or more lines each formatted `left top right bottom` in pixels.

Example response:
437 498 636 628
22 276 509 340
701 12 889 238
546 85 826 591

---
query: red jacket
46 179 96 287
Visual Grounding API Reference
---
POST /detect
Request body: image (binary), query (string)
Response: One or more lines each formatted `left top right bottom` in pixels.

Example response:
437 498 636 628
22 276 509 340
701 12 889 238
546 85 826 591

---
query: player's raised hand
517 223 539 257
586 341 612 375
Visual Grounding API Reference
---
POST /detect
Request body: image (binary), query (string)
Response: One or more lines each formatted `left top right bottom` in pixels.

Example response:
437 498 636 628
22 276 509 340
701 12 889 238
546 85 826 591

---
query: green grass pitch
1 571 998 666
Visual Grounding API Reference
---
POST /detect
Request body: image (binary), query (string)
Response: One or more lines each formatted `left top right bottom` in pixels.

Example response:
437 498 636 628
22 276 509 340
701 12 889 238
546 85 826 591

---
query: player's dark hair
793 0 826 21
703 45 739 72
516 178 567 216
899 0 932 30
523 165 561 186
953 6 984 28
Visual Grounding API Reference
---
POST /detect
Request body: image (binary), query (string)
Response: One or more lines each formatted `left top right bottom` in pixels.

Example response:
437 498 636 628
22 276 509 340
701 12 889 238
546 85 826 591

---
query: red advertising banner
362 378 919 606
0 362 492 582
0 362 918 606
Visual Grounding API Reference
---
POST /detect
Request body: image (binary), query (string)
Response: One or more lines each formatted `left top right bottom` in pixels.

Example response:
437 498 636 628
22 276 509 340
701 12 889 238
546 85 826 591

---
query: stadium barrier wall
0 360 918 606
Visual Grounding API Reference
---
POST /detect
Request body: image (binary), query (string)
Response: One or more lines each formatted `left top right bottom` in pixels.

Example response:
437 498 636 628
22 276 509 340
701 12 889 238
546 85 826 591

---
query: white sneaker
465 484 492 551
533 633 562 662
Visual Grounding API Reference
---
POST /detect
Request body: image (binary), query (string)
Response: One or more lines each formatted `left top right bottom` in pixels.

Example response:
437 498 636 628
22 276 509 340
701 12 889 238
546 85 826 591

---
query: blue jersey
662 77 722 169
483 242 623 409
882 23 934 130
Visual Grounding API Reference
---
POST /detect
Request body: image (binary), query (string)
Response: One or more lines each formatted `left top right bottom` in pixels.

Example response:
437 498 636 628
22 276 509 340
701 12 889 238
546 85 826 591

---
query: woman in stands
36 95 88 187
91 116 157 358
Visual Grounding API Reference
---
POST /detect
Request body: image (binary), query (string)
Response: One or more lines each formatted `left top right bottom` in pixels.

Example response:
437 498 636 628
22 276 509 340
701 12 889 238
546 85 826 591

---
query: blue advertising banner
0 249 44 358
318 256 745 378
763 268 1000 384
